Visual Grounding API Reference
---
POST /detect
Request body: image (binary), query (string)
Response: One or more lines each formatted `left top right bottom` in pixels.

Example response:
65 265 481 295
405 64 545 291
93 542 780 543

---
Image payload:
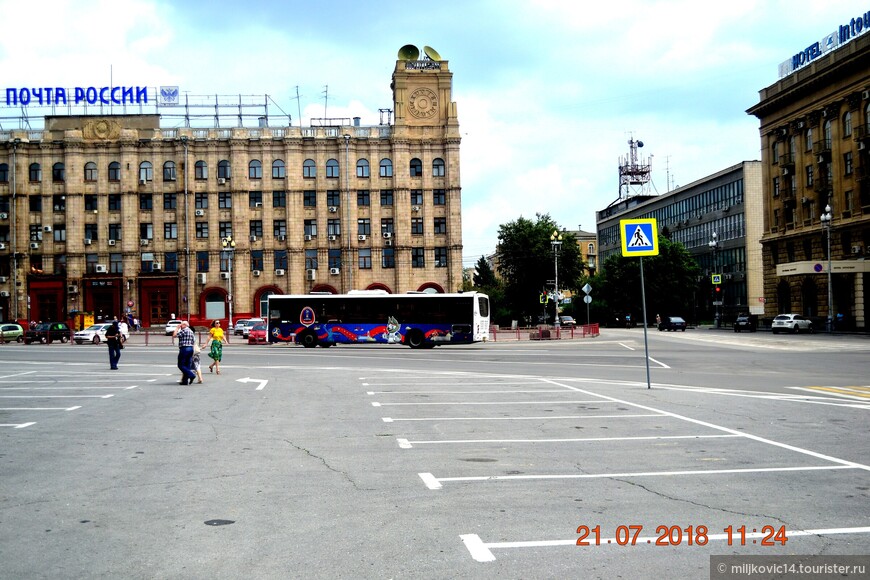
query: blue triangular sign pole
639 256 652 389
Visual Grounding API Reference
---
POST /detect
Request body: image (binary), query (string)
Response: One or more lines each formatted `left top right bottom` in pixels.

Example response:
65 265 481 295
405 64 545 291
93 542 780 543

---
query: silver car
771 314 813 334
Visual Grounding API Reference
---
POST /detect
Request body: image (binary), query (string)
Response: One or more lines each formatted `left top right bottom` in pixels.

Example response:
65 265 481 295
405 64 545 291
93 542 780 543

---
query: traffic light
715 286 721 293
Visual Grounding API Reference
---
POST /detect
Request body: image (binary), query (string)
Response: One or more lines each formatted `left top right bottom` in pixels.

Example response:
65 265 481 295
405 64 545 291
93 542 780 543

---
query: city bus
266 291 490 348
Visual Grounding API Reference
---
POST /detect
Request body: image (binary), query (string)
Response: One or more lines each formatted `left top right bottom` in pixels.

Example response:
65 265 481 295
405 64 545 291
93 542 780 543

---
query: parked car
240 318 265 338
164 319 183 335
733 315 757 333
234 319 250 336
0 323 24 343
74 323 130 345
658 316 687 331
772 313 813 334
559 316 576 328
247 323 269 344
24 322 71 344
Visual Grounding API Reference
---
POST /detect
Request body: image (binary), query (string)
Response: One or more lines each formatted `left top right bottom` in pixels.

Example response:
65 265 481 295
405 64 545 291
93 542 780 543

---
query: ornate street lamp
820 204 833 332
708 232 720 327
550 230 563 330
221 236 236 328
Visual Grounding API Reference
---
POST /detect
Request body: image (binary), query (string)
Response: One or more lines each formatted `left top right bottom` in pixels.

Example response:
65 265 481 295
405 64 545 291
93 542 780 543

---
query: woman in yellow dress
206 320 228 374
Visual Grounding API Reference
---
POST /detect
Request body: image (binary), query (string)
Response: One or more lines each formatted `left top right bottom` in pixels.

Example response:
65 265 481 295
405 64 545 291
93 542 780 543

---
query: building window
249 191 263 207
273 190 286 208
305 249 318 269
380 190 393 206
359 248 372 269
433 158 445 177
196 251 209 272
53 194 66 212
0 163 8 182
433 189 446 205
357 219 371 236
272 159 285 179
410 190 423 205
303 159 316 178
196 222 209 238
411 218 423 235
110 252 123 274
195 192 208 209
250 220 263 238
140 223 153 241
805 165 814 187
164 222 178 239
273 220 287 237
218 160 231 180
52 162 65 182
29 163 41 182
139 194 153 210
823 119 832 147
84 162 97 182
411 247 425 267
163 161 177 181
165 252 178 272
433 217 447 234
409 158 422 177
326 190 341 206
772 177 780 198
274 249 288 269
844 151 853 176
108 223 121 241
379 158 393 177
84 223 98 241
845 190 853 214
382 248 395 269
357 159 370 178
328 249 341 270
53 224 67 243
195 160 208 180
251 250 264 271
357 190 370 206
434 247 448 267
108 161 121 181
381 218 394 235
139 161 153 182
771 141 779 164
304 190 316 207
108 194 121 211
219 222 232 238
85 194 98 211
219 191 232 209
327 219 341 237
304 219 317 237
326 159 340 178
805 128 813 152
843 111 852 137
163 193 177 210
29 196 41 212
249 160 262 179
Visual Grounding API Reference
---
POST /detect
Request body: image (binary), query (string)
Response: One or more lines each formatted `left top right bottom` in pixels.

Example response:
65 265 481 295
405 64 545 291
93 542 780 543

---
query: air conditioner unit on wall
108 239 116 246
252 270 261 277
139 179 147 185
358 234 367 241
0 212 7 219
84 238 92 245
195 209 205 216
329 267 340 275
95 264 107 273
304 234 312 241
328 235 337 241
0 291 9 298
152 262 161 270
412 205 421 212
853 244 864 253
67 284 78 294
197 273 207 284
218 177 226 185
863 90 870 100
220 272 230 280
250 235 258 242
275 269 285 276
328 206 338 213
30 242 39 249
0 276 7 283
43 225 52 232
140 239 150 246
306 269 316 281
0 243 6 250
278 235 286 242
384 240 393 247
383 232 392 239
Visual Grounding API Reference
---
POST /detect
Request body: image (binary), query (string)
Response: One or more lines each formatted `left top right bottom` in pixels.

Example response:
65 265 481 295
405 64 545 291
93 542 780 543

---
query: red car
247 323 269 344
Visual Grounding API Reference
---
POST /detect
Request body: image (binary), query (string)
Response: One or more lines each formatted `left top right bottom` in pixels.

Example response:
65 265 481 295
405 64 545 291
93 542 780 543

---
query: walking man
105 320 122 370
173 321 197 385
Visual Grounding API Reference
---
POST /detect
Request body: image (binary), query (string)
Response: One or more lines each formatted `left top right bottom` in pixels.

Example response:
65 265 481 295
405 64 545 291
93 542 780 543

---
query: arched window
138 161 153 182
303 159 316 178
29 163 41 182
326 159 340 178
409 158 422 177
163 161 177 181
272 159 285 179
52 162 65 182
823 119 832 147
249 159 262 179
356 159 370 178
432 158 445 177
195 160 208 180
842 111 852 137
0 163 8 182
204 290 228 321
379 158 393 178
788 136 796 158
217 160 231 180
84 162 97 182
805 128 813 152
108 161 121 181
771 141 779 164
588 242 595 255
258 290 278 318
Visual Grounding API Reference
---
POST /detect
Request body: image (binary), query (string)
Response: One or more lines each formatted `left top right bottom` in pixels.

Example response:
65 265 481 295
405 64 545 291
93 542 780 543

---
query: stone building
747 26 870 330
0 52 463 327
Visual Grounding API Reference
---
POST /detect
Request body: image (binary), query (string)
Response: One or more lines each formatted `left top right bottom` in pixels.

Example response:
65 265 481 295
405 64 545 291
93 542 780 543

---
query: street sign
583 295 592 304
582 283 592 295
711 274 722 284
620 218 659 257
713 301 723 306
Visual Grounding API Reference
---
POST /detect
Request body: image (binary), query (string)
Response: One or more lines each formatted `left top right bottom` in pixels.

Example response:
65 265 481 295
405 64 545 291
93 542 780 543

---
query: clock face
408 87 438 119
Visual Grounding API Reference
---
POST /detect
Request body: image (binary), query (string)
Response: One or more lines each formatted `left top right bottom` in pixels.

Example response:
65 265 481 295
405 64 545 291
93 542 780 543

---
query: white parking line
0 386 139 390
0 394 114 399
396 434 741 449
0 422 36 429
373 399 610 407
0 406 81 411
461 526 870 562
382 413 663 423
368 390 572 395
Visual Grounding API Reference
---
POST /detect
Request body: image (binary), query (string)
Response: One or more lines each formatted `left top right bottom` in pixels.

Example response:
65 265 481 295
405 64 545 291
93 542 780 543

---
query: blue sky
2 0 869 266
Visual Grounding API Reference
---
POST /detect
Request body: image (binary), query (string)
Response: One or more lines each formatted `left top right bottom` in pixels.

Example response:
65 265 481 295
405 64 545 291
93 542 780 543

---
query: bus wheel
299 331 318 348
405 329 425 349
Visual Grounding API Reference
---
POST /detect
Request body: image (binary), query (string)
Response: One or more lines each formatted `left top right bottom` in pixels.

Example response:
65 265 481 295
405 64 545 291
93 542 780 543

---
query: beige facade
0 58 463 327
747 32 870 330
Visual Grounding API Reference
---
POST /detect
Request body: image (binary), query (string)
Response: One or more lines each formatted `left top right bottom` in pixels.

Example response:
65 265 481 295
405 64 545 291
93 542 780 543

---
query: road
1 329 868 579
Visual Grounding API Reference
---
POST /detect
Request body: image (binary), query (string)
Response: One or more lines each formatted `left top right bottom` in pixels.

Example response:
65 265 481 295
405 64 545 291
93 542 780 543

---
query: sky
2 0 869 268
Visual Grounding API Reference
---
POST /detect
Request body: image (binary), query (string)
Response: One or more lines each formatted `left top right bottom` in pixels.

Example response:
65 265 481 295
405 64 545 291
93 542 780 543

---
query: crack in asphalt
285 440 372 491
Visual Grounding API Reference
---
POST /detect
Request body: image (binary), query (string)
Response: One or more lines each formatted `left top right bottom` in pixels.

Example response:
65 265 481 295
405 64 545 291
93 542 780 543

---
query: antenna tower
618 137 652 199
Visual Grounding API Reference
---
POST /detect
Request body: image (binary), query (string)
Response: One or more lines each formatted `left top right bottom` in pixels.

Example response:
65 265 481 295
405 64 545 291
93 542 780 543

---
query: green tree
599 234 700 324
473 256 498 288
495 214 585 324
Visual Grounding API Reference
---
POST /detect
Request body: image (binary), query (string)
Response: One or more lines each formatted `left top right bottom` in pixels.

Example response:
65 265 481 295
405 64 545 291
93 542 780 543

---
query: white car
165 319 183 335
234 319 250 336
771 313 813 334
74 323 130 345
241 318 265 338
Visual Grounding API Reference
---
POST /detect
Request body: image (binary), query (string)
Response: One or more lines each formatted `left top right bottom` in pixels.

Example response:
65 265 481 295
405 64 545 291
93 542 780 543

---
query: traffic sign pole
620 218 658 390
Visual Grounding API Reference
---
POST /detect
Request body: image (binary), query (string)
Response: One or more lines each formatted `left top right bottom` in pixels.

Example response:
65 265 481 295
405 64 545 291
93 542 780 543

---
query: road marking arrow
237 377 268 390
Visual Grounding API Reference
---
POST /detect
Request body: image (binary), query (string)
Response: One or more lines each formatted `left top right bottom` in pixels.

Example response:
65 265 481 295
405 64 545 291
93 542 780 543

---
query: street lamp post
708 232 719 327
221 236 235 329
550 230 563 331
821 204 833 332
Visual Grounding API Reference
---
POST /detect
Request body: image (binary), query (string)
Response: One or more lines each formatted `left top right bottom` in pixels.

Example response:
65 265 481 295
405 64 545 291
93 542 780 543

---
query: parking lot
1 330 868 578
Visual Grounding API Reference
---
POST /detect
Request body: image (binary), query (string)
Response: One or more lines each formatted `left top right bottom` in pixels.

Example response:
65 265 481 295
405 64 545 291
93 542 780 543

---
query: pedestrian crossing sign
620 218 659 257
